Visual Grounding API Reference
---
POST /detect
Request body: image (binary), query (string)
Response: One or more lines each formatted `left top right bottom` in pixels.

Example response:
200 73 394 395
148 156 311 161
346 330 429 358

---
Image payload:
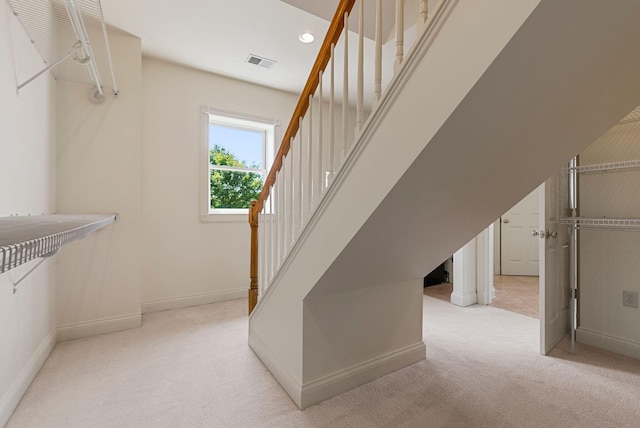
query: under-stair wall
250 0 640 409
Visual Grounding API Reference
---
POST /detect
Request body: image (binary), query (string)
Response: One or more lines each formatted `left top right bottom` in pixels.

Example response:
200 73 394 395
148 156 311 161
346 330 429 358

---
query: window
201 108 276 221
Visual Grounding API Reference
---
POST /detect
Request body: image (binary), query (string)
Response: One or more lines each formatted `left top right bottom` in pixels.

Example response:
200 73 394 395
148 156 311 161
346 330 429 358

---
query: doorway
492 186 541 318
424 176 570 356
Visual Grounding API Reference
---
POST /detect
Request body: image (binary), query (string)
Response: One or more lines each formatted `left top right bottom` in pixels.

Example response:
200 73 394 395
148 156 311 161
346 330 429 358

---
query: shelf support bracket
11 254 56 294
17 43 82 92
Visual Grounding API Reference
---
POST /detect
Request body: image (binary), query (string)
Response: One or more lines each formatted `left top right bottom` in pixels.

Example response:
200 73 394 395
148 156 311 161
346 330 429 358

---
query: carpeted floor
7 296 640 427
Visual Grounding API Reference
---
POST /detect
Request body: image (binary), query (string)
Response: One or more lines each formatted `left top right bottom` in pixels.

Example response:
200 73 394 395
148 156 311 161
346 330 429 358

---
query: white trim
0 328 57 428
300 342 426 409
57 313 141 342
576 327 640 360
200 213 248 223
141 288 246 314
249 329 303 408
450 290 478 307
201 106 277 220
200 106 280 127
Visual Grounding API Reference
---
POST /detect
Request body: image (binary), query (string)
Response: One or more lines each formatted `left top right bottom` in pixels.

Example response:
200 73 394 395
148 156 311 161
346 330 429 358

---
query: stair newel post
356 0 364 131
394 0 404 73
374 0 382 105
249 200 259 314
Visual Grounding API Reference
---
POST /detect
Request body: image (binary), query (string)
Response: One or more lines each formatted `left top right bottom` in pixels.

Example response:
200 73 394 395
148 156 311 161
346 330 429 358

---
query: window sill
200 211 249 223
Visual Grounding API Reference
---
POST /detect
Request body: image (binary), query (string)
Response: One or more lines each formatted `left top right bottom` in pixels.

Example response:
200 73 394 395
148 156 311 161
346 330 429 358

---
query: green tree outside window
210 144 264 209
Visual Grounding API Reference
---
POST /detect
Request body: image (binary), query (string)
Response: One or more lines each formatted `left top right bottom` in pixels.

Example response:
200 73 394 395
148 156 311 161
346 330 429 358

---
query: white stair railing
250 0 436 312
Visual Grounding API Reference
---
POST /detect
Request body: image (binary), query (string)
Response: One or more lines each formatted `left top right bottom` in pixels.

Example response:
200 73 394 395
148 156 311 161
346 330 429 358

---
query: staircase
249 0 640 409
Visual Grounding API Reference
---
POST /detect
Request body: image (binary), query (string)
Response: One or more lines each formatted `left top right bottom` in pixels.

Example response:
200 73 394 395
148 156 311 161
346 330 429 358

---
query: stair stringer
250 0 640 409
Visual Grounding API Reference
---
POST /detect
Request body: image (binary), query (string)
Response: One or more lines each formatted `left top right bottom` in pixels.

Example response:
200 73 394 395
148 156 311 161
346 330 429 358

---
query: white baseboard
141 288 246 314
248 329 303 408
0 328 57 428
450 291 477 307
251 328 426 410
576 327 640 360
57 313 141 342
300 342 426 409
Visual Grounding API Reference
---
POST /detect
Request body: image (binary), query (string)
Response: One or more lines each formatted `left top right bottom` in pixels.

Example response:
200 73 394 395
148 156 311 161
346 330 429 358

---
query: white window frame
201 107 277 222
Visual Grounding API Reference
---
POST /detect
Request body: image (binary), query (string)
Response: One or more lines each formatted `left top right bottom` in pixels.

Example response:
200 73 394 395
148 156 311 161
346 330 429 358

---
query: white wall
0 4 57 425
578 121 640 358
140 57 298 310
55 27 143 340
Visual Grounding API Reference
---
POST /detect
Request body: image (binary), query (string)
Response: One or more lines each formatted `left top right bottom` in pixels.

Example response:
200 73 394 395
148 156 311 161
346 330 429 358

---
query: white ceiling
101 0 343 95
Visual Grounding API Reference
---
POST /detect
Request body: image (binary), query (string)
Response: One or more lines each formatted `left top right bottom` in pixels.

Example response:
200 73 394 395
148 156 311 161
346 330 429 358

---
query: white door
539 173 571 355
501 187 540 276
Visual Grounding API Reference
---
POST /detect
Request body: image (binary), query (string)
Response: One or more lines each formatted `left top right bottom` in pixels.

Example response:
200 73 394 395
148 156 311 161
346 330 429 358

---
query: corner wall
578 121 640 359
55 27 143 340
0 4 57 425
139 58 298 311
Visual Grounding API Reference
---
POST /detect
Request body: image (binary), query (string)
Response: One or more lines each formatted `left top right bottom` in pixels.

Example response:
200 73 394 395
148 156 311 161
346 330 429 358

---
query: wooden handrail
249 0 356 314
252 0 357 217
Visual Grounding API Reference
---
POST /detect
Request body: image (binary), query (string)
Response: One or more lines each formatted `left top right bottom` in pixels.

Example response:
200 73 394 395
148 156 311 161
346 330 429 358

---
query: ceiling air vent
245 54 277 70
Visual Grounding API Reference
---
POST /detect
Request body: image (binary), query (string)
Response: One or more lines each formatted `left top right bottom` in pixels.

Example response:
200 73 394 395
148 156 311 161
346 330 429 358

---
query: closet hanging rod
96 0 118 95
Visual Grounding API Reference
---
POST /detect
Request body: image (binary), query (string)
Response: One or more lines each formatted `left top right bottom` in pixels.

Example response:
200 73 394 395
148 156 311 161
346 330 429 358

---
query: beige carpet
7 297 640 427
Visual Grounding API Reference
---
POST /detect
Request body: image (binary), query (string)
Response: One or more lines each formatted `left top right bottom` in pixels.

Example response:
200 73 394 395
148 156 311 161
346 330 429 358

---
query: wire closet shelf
6 0 118 102
0 214 117 275
561 217 640 232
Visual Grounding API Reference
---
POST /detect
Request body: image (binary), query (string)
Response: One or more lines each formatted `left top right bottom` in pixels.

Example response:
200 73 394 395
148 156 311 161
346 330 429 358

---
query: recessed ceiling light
299 32 315 44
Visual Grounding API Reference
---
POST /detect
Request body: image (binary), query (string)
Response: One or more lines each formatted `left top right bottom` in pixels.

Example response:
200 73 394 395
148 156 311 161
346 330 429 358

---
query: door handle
532 230 539 237
546 230 558 239
503 218 509 224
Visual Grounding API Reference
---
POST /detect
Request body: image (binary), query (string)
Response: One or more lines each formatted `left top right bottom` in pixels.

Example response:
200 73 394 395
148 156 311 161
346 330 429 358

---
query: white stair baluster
418 0 429 34
394 0 404 73
289 154 295 251
307 94 313 211
297 117 304 229
278 160 285 262
375 0 382 104
357 0 364 131
260 208 266 296
281 157 288 257
274 171 281 269
289 137 296 241
269 189 275 283
329 43 336 183
342 12 349 158
317 71 324 194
